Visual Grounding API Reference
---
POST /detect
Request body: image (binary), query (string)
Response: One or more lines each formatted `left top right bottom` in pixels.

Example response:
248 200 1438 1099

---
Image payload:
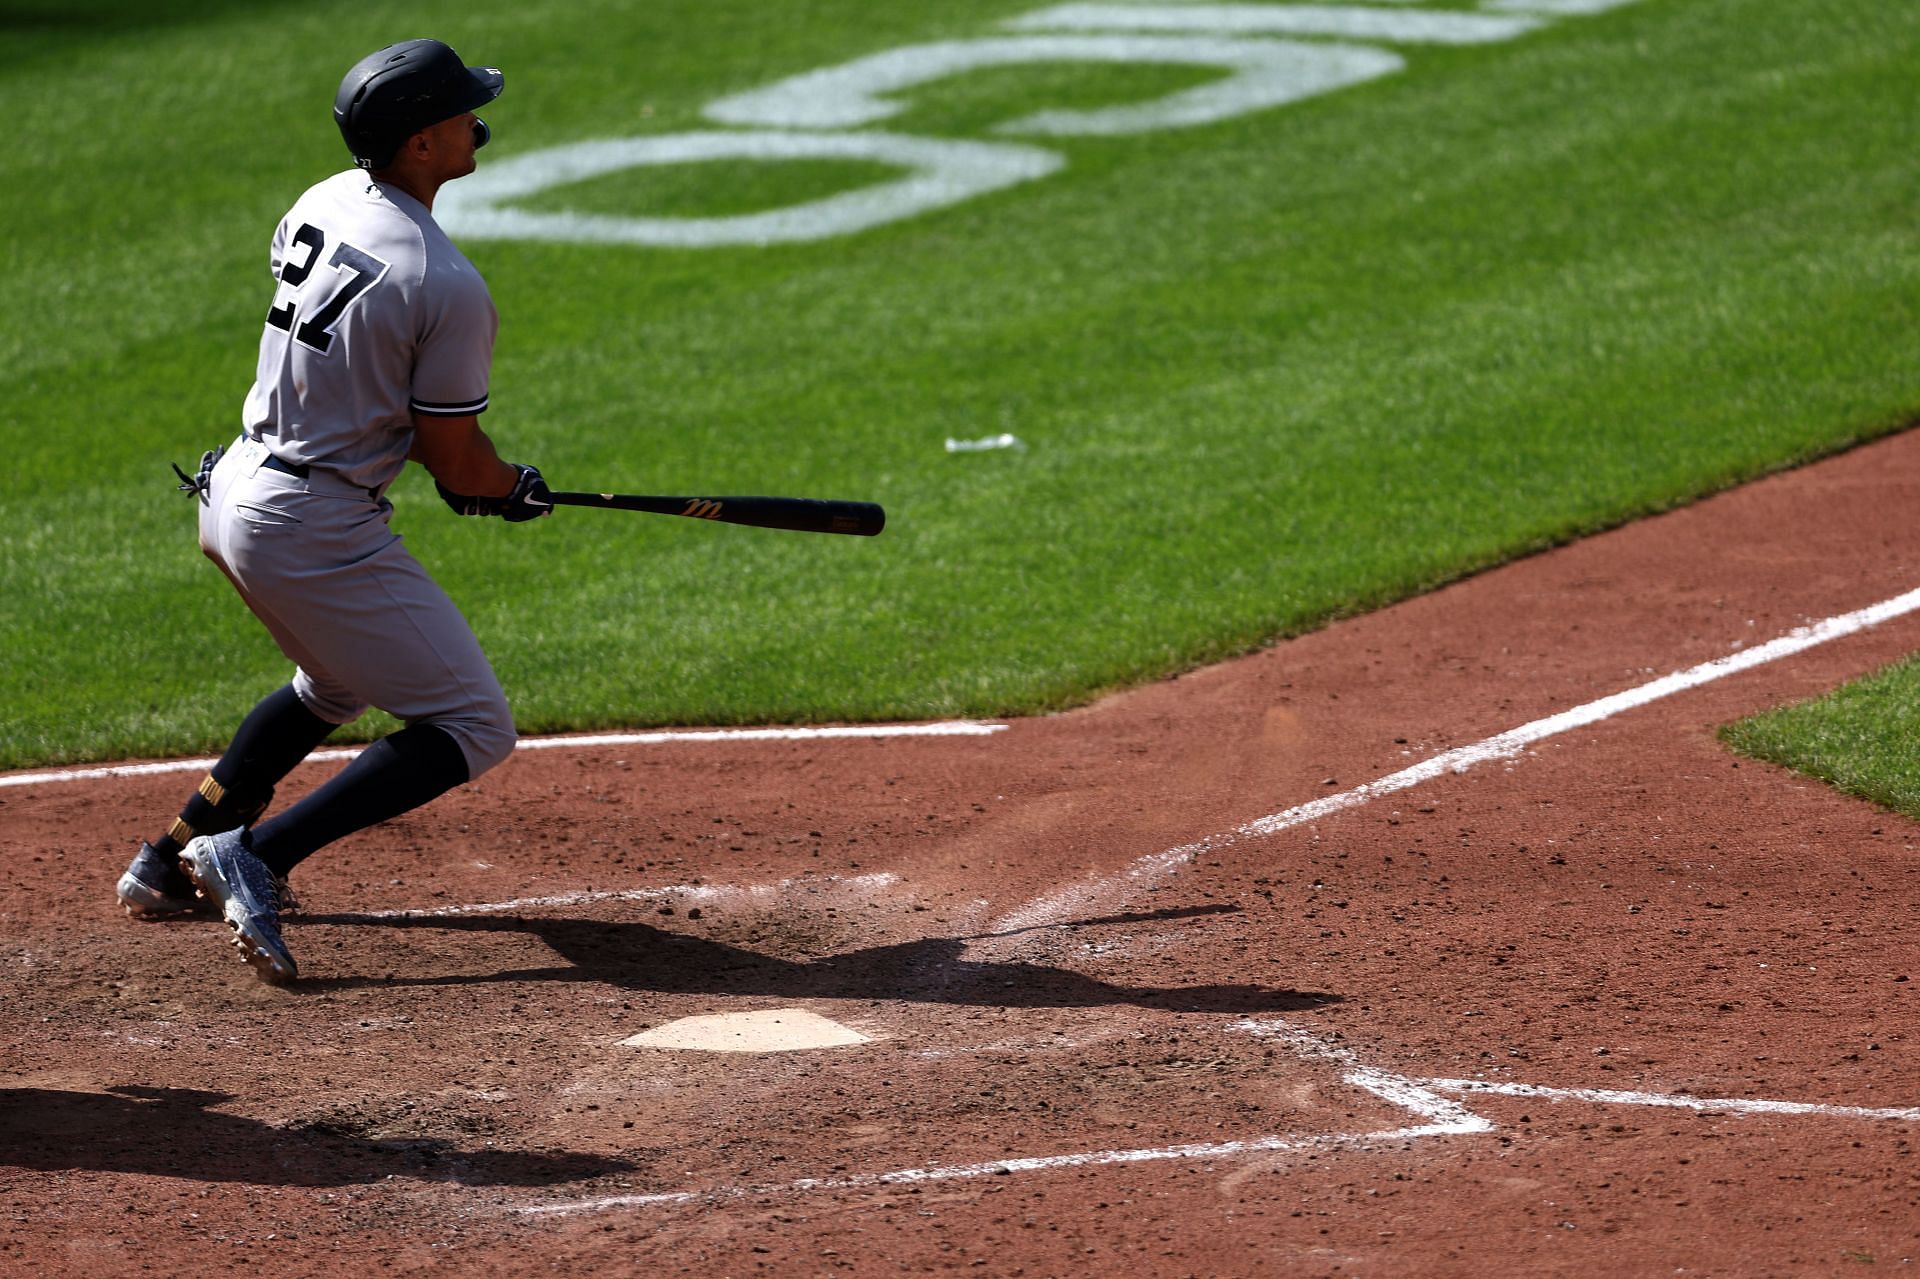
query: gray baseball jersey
242 169 498 492
200 171 517 777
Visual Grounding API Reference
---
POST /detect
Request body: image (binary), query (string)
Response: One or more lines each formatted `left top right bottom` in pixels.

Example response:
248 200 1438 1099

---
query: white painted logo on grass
439 0 1647 248
1007 5 1543 46
1486 0 1643 14
437 132 1062 248
704 35 1402 136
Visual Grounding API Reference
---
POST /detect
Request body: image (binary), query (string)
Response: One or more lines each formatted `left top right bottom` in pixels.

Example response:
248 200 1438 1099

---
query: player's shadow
0 1085 633 1187
297 904 1338 1012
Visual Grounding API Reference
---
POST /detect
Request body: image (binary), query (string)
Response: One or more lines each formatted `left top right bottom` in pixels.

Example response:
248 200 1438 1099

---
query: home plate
622 1008 873 1053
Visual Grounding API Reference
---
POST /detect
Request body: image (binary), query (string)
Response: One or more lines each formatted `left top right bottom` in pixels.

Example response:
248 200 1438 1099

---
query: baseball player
114 39 548 985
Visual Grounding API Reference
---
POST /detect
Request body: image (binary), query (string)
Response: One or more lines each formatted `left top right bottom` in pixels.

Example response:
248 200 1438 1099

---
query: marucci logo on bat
680 499 725 519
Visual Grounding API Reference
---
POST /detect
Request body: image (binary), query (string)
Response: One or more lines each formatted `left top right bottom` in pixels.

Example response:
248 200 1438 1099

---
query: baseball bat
547 491 885 537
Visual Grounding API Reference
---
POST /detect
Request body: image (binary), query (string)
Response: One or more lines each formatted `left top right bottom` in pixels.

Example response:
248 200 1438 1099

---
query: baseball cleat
117 841 201 918
180 830 298 985
118 840 299 920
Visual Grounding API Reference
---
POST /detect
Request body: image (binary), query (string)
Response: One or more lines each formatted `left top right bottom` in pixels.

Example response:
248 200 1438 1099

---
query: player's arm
411 413 552 521
409 413 514 495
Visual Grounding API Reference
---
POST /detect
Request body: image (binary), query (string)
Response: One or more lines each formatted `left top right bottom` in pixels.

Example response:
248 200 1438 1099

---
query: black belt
257 448 380 500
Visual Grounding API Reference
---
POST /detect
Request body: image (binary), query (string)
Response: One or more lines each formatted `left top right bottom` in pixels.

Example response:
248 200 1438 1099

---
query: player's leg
120 449 351 919
180 491 506 979
117 684 338 918
249 721 471 875
183 545 512 983
175 484 514 982
177 708 476 987
166 654 361 982
243 533 516 877
129 456 372 978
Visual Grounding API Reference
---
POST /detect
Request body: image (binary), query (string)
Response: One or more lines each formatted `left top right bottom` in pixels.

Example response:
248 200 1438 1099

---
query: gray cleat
180 829 298 984
118 840 299 920
117 841 200 918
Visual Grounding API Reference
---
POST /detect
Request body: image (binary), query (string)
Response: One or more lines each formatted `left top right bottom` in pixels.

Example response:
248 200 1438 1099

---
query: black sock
249 724 470 876
151 684 337 854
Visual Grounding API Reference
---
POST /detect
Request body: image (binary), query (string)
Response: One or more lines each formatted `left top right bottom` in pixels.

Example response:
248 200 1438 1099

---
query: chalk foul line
0 720 1007 790
990 583 1920 934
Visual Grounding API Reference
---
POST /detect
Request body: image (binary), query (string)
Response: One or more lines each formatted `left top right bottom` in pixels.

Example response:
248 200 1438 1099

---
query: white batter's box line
1229 1016 1491 1129
359 871 901 920
501 1013 1920 1219
511 1121 1478 1218
0 720 1008 791
988 583 1920 935
1423 1078 1920 1123
509 1015 1490 1219
1230 1019 1920 1123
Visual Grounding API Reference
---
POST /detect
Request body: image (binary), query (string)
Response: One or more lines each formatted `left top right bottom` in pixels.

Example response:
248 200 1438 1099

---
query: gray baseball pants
199 435 516 778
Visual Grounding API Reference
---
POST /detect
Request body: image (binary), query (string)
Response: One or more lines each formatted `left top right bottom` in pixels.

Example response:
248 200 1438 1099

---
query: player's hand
500 463 553 522
435 463 552 521
434 478 489 516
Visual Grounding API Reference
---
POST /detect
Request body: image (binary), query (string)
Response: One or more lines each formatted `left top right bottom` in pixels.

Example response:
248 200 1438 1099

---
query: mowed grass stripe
2 0 1917 766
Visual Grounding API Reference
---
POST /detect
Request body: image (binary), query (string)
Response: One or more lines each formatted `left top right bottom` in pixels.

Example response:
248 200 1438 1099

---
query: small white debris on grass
945 433 1026 453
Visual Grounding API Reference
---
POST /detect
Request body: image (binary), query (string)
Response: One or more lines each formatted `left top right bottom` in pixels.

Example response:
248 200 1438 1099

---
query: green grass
2 0 1918 766
1722 661 1920 821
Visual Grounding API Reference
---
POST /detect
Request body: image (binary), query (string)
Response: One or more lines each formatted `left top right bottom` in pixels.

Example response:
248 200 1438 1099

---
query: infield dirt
4 429 1919 1276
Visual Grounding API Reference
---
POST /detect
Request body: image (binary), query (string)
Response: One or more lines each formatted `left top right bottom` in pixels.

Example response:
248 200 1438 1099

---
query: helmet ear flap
334 66 404 169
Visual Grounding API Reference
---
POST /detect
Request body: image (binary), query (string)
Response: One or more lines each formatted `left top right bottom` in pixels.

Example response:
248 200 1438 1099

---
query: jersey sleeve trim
411 393 490 417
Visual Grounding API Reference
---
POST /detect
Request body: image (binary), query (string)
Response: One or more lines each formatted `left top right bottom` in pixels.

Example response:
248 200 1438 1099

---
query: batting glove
172 445 225 505
500 463 553 522
436 463 553 521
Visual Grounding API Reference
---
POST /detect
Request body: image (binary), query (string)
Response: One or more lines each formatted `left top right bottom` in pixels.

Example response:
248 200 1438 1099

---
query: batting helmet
333 39 504 171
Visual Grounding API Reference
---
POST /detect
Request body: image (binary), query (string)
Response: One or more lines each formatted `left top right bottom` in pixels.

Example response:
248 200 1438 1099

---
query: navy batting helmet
334 39 503 170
